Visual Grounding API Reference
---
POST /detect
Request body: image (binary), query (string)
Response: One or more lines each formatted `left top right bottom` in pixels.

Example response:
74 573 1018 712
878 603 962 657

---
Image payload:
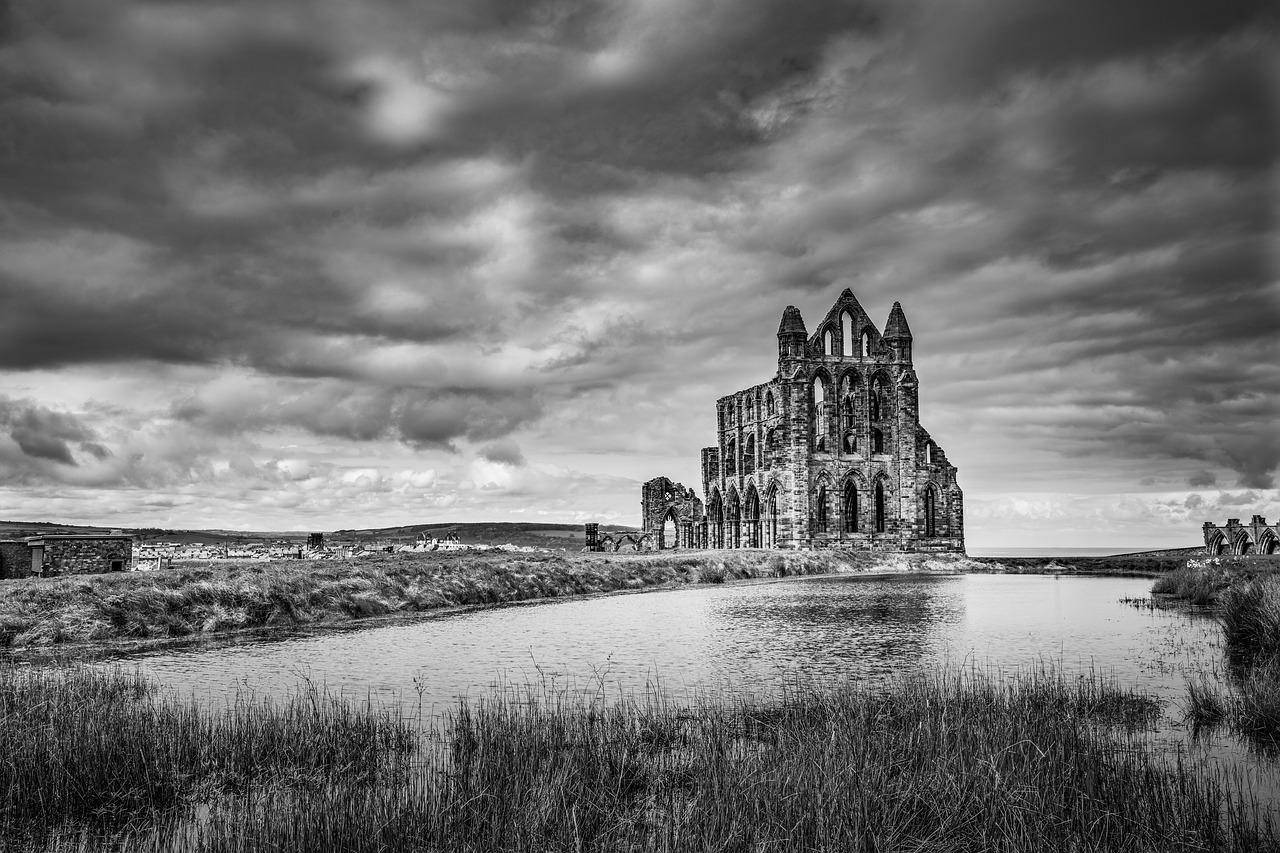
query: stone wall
34 537 134 576
0 541 31 580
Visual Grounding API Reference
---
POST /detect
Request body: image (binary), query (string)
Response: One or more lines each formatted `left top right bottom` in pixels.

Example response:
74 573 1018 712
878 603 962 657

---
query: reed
1221 576 1280 660
0 662 416 848
0 550 974 649
13 664 1276 853
1152 560 1234 604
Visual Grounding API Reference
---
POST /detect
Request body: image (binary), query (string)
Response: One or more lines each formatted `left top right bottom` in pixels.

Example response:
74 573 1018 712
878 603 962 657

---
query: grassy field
0 549 975 649
974 552 1201 576
6 662 1273 852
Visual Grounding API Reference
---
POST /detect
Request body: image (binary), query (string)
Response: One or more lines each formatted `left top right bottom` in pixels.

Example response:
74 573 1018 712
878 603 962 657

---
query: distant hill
0 519 635 550
328 521 637 549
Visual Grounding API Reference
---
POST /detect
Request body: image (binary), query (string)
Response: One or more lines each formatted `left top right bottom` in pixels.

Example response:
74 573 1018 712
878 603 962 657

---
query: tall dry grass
0 663 416 849
0 550 971 649
12 664 1276 852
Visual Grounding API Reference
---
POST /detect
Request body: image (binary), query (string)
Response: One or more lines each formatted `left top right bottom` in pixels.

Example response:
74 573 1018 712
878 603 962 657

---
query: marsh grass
0 550 972 649
0 662 416 849
1221 577 1280 660
12 664 1277 852
1153 560 1236 604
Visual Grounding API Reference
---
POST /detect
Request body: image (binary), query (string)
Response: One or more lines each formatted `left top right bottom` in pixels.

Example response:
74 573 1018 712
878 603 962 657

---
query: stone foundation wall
40 538 134 576
0 541 30 580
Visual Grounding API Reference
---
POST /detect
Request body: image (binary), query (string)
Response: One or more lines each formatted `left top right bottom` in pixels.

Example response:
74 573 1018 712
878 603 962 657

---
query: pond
86 571 1278 799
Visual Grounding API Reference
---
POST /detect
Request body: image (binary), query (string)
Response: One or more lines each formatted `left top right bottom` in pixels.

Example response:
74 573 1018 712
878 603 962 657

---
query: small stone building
1203 517 1279 556
641 288 964 553
0 535 134 579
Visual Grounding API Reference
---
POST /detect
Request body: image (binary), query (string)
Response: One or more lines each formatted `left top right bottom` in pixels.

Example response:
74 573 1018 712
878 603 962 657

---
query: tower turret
777 305 807 366
883 301 913 363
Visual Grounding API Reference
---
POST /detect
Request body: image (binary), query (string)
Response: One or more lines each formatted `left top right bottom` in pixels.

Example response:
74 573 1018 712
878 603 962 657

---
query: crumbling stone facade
1203 517 1279 555
26 535 134 576
642 288 964 553
641 477 706 549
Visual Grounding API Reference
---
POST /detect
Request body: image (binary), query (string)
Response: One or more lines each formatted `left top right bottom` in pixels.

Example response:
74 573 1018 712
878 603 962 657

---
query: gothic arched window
841 312 854 357
812 375 829 451
875 480 886 533
844 482 858 533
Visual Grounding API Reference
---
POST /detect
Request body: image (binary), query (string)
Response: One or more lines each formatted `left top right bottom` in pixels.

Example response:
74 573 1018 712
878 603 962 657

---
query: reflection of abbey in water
642 288 964 553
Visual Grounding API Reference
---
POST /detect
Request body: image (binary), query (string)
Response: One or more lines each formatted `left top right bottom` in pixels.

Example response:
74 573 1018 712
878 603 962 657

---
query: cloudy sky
0 0 1276 549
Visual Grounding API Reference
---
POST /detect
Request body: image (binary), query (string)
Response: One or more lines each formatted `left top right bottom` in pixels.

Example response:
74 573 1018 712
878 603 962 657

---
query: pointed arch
764 481 780 549
811 370 833 452
766 390 776 417
823 326 835 356
841 311 854 357
726 485 741 548
923 484 940 538
874 475 889 533
725 436 737 476
843 479 859 533
1235 531 1254 555
1206 529 1226 556
744 483 761 548
1259 529 1278 555
661 507 680 549
924 442 934 464
708 487 724 549
838 370 860 447
743 434 756 475
860 328 873 357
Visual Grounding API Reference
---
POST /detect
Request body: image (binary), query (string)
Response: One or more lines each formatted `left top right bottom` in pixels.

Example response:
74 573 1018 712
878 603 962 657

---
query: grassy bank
0 549 974 649
8 664 1274 852
1153 558 1280 741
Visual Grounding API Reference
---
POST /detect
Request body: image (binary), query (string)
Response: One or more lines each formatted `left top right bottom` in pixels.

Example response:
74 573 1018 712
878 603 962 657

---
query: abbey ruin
640 288 964 552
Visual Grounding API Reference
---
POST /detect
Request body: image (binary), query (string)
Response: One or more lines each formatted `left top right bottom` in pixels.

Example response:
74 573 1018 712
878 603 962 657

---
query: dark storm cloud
478 439 527 467
397 390 543 450
914 0 1271 97
173 380 542 451
0 0 883 372
0 396 103 466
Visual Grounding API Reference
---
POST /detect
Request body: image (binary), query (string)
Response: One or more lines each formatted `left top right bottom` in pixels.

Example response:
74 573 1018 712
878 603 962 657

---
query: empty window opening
844 483 858 533
823 328 834 356
841 312 854 357
875 481 886 533
767 493 779 548
766 393 776 417
812 376 829 450
744 435 756 474
860 330 871 357
662 513 678 549
109 559 124 572
924 489 937 537
815 486 828 533
725 438 737 476
872 428 885 454
924 443 934 464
